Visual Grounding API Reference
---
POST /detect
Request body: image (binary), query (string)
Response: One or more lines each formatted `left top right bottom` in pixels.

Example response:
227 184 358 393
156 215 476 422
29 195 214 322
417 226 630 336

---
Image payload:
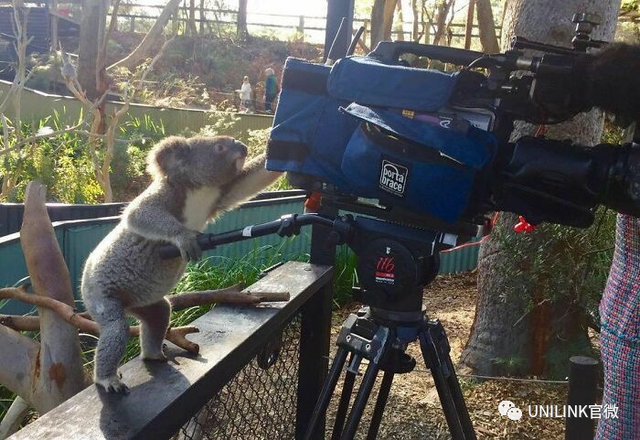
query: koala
81 135 281 394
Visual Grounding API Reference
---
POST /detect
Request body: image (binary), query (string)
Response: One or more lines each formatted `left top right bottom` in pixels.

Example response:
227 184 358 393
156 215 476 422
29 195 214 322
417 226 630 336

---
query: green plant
334 246 358 309
0 112 169 203
491 355 528 375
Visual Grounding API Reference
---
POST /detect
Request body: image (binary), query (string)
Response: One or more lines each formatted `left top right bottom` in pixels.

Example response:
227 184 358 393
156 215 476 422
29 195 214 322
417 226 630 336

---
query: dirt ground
326 272 568 440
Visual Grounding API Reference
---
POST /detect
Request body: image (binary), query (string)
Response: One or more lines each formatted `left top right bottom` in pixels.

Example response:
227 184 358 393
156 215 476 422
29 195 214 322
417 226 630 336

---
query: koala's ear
147 136 191 180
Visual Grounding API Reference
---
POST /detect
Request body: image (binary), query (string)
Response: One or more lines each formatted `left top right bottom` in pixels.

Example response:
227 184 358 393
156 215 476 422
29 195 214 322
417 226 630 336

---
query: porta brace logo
379 160 408 196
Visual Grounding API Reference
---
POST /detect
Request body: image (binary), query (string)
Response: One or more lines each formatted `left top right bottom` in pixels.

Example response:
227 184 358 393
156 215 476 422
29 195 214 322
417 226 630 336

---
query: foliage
333 246 358 309
622 0 640 12
108 35 322 109
0 113 102 203
0 386 16 427
0 112 166 203
492 208 615 322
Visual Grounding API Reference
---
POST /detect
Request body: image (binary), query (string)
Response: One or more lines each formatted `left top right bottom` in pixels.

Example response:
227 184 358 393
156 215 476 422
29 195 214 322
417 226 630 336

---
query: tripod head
347 216 442 324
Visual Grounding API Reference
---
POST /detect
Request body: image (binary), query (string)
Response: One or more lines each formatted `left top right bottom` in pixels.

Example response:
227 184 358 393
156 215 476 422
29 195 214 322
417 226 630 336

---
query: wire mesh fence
175 314 302 440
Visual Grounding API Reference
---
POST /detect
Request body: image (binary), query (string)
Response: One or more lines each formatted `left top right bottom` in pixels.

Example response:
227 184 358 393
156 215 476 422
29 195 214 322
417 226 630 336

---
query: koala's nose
234 141 248 157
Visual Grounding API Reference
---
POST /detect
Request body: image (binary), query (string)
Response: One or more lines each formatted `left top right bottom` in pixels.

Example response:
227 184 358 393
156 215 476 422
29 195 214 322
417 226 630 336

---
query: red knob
304 192 322 212
514 216 536 233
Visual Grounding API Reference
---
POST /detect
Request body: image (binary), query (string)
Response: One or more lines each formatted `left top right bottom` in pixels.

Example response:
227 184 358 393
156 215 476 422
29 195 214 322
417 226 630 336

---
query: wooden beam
10 262 333 440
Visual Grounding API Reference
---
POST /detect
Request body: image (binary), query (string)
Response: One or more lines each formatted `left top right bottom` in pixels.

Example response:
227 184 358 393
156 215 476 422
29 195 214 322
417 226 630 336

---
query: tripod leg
332 371 356 440
303 347 349 440
331 366 357 440
339 359 382 440
365 370 394 440
442 354 476 439
418 322 476 440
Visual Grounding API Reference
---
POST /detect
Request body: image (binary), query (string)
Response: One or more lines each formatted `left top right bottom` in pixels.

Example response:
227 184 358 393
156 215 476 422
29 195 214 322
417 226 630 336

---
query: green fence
0 196 479 315
0 195 309 315
0 80 273 141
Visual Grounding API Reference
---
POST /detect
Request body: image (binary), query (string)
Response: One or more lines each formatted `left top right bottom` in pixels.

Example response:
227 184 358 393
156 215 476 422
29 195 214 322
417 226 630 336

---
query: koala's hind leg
88 296 130 394
129 298 171 361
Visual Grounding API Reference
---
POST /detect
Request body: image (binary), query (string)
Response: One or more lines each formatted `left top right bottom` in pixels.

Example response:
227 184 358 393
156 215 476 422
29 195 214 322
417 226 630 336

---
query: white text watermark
498 400 618 422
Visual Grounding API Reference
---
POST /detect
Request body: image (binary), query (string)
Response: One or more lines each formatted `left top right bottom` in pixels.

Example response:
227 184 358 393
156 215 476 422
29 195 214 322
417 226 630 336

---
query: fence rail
9 261 334 440
102 4 501 47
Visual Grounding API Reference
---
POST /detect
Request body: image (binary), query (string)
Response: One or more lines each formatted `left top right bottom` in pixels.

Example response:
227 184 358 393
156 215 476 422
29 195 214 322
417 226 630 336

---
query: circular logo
498 400 515 416
507 407 523 421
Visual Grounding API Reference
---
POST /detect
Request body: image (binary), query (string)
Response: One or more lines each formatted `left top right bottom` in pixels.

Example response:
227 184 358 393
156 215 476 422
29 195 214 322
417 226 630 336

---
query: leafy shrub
0 112 166 203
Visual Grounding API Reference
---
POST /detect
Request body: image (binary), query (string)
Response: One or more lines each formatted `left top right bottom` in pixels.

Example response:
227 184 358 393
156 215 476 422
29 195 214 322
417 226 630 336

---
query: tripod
303 297 477 440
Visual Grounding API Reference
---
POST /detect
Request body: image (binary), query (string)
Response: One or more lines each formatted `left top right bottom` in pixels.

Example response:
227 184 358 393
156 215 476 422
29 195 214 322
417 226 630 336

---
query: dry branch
0 396 30 439
0 285 290 353
0 286 200 353
169 284 290 310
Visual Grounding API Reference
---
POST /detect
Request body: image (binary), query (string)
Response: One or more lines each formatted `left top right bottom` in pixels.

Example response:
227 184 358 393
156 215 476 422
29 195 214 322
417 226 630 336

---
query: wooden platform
10 261 333 440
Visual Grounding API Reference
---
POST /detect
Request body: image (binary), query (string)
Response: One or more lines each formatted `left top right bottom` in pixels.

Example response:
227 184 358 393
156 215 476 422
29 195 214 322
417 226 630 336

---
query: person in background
238 76 252 113
264 68 278 113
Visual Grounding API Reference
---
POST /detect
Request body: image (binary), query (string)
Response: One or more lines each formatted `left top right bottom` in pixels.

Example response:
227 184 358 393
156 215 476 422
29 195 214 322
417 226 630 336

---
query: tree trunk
460 0 621 377
108 0 182 72
370 0 386 49
21 182 89 413
77 0 104 100
432 0 454 45
237 0 249 40
476 0 499 53
394 0 404 41
411 0 419 41
464 0 475 49
382 0 396 41
188 0 197 35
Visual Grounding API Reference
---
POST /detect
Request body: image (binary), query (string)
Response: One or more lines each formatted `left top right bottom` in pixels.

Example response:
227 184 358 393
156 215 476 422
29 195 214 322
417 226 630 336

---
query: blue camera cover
328 56 459 111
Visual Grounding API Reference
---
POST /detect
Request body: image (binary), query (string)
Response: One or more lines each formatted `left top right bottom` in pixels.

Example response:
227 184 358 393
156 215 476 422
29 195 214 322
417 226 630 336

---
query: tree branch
0 285 289 353
0 286 200 353
0 396 30 440
0 324 39 401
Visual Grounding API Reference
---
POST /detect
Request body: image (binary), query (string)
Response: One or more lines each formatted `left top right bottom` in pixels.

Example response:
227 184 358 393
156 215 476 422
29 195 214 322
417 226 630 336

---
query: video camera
265 13 640 238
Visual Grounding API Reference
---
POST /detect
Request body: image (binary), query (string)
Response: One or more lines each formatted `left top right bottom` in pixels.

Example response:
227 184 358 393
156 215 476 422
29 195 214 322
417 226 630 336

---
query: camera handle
369 41 483 65
158 213 351 260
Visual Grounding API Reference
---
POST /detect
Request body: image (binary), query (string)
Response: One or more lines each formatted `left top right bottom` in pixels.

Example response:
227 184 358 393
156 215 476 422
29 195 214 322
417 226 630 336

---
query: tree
475 0 499 53
459 0 621 377
108 0 182 72
237 0 249 40
432 0 454 45
371 0 387 48
77 0 106 100
188 0 198 35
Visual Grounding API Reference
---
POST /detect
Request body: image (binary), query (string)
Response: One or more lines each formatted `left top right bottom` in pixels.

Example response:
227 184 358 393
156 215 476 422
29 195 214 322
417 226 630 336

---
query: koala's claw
95 376 130 395
177 232 203 262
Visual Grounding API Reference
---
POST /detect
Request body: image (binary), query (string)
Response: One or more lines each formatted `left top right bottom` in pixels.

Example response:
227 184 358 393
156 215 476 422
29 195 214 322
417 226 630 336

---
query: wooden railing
106 4 501 47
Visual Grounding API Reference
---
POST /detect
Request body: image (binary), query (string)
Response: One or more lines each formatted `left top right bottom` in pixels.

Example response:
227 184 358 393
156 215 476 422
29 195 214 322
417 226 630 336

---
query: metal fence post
565 356 599 440
296 3 353 437
323 0 354 57
296 206 338 439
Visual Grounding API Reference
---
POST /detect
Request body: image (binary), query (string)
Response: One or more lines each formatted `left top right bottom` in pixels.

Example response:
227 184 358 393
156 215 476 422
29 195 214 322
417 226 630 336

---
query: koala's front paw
177 230 203 262
95 375 130 394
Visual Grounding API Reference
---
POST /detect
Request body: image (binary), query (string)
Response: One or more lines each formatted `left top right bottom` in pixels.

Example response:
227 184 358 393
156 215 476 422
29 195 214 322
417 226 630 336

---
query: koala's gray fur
81 135 281 394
